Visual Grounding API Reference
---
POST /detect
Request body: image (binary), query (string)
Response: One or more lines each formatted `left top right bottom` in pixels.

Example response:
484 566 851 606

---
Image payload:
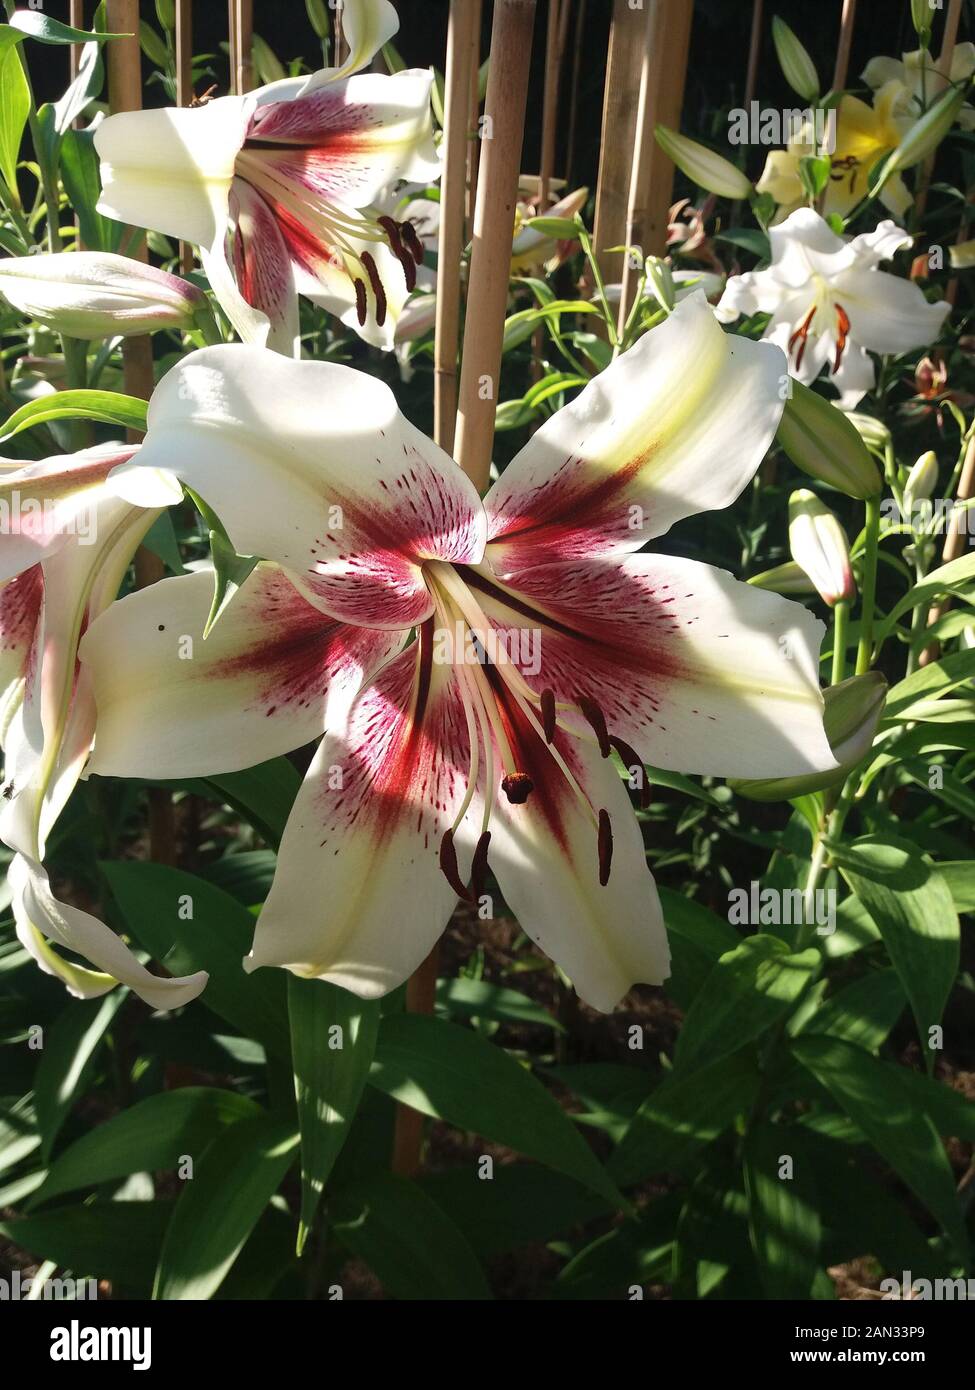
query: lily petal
10 853 207 1009
470 552 836 779
482 294 786 574
245 625 471 994
0 565 42 744
81 564 403 779
114 345 487 629
831 267 950 355
228 179 299 354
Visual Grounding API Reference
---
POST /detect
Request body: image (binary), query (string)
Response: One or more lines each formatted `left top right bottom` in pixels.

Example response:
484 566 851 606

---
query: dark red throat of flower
501 772 534 804
832 303 851 374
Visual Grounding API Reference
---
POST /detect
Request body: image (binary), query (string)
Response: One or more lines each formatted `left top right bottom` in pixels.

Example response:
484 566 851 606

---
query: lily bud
911 0 933 45
789 488 855 607
728 672 887 802
778 380 882 499
747 560 816 595
883 83 966 172
903 449 939 515
845 410 891 452
0 252 206 340
771 16 820 103
644 256 676 314
949 238 975 270
654 125 753 201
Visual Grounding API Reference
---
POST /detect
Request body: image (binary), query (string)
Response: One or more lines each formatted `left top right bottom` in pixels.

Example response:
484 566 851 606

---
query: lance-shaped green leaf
34 989 127 1160
0 1202 173 1295
882 648 975 722
827 836 959 1061
153 1113 299 1300
729 672 886 802
8 12 126 43
288 975 379 1255
791 1035 967 1254
744 1122 821 1299
0 27 29 201
0 389 148 441
875 553 975 643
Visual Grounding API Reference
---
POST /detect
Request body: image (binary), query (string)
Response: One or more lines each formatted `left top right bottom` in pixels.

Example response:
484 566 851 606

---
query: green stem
830 598 849 686
855 493 881 674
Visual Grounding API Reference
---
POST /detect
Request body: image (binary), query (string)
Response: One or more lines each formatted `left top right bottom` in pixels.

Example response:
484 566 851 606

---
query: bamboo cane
434 0 478 455
617 0 664 332
232 0 253 96
639 0 693 260
454 0 538 493
105 0 175 865
564 0 586 183
919 433 975 666
465 0 484 243
913 0 962 223
743 0 763 111
831 0 857 94
590 0 647 288
530 0 563 385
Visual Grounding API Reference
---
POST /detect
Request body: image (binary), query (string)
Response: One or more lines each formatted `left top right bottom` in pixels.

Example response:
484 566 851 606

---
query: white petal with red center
242 70 440 209
81 564 403 779
0 443 137 582
483 690 669 1012
95 98 251 247
482 294 786 573
245 627 473 994
115 345 486 629
829 266 950 356
0 565 42 745
228 180 299 355
470 552 836 780
10 853 207 1009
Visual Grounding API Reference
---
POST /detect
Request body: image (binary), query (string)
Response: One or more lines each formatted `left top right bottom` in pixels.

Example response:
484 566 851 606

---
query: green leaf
369 1013 626 1208
876 554 975 641
609 1050 761 1188
553 1196 679 1299
744 1122 821 1299
798 154 831 200
828 836 958 1060
54 39 103 135
203 532 259 638
60 128 121 253
0 31 29 200
157 756 301 847
436 976 565 1031
34 989 127 1159
791 1035 967 1253
657 887 741 1010
939 860 975 913
8 12 126 43
331 1171 492 1299
0 390 148 442
32 1087 261 1205
796 968 905 1051
883 648 975 723
714 226 771 260
0 1201 172 1294
287 975 379 1254
101 861 291 1059
153 1113 298 1300
674 935 820 1076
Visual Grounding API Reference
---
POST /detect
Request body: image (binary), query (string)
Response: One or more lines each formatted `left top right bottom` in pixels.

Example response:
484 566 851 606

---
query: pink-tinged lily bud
903 450 939 515
747 560 816 595
654 125 752 200
728 672 887 801
778 380 882 499
789 488 856 608
0 252 206 340
771 16 820 103
885 83 966 172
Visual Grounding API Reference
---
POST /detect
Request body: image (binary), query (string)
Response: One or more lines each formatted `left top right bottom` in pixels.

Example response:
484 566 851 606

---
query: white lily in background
510 186 589 274
0 446 206 1007
94 0 439 353
715 210 951 409
0 252 206 339
863 43 975 130
83 295 835 1012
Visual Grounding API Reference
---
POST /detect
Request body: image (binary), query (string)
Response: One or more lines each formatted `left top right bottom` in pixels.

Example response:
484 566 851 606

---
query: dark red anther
377 214 405 257
360 251 387 327
609 734 650 809
377 215 418 292
833 303 851 374
470 830 492 902
540 688 556 743
399 219 424 266
787 303 816 373
578 695 611 758
597 809 613 887
440 829 474 902
353 277 367 327
501 772 534 804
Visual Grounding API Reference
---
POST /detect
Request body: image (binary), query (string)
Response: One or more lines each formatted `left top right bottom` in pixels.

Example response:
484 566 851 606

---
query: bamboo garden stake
831 0 857 93
434 0 478 455
590 0 646 290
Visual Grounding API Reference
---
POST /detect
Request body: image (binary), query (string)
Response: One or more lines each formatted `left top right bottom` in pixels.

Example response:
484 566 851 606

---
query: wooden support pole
465 0 484 242
538 0 562 210
832 0 857 94
590 0 647 286
230 0 253 96
618 0 664 331
639 0 693 260
434 0 478 455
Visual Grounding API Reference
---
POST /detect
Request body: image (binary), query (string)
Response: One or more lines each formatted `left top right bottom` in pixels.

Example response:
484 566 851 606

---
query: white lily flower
0 445 207 1007
863 42 975 131
715 209 951 409
83 295 835 1012
0 252 205 339
93 0 439 354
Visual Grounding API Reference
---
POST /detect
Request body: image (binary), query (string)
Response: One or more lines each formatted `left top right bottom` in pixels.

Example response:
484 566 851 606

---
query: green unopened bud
789 489 856 607
305 0 330 40
728 672 887 802
845 410 891 452
778 381 882 499
0 253 206 340
911 0 933 46
644 256 676 314
884 82 966 173
747 561 816 595
903 449 939 514
949 238 975 270
771 16 820 102
155 0 175 31
654 125 753 200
